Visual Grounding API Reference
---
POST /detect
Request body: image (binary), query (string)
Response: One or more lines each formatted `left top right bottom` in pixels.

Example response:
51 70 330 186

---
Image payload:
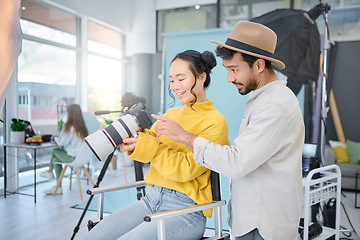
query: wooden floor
0 164 360 240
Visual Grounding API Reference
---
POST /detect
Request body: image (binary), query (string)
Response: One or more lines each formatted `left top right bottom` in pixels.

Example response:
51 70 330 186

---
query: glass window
10 1 78 177
157 4 218 51
18 39 76 136
219 0 289 27
87 55 123 118
301 0 360 42
87 21 124 120
88 21 123 57
21 0 76 46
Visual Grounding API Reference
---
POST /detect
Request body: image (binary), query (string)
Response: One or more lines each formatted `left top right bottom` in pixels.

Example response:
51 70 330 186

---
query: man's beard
238 74 258 95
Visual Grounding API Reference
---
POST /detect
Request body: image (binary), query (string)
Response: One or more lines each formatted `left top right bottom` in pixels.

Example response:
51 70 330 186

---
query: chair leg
111 155 117 170
81 166 95 186
75 168 83 200
69 167 73 190
53 165 67 196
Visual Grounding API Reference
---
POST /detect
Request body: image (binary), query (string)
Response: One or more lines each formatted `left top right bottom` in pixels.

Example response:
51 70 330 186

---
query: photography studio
0 0 360 239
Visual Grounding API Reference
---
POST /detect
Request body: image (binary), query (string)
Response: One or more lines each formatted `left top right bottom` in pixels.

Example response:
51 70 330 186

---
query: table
2 142 57 203
356 169 360 209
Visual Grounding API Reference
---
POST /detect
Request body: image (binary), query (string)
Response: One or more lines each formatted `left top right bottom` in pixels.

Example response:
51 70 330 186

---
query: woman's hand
119 137 137 152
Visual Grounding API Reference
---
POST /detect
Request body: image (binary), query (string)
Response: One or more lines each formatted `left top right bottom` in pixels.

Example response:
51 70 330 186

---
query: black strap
225 38 274 58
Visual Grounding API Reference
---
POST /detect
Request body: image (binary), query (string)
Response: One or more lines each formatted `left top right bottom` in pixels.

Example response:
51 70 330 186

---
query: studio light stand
318 2 331 166
311 1 332 227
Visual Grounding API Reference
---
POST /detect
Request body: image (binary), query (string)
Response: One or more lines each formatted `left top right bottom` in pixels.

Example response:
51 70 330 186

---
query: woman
85 50 229 240
41 104 88 194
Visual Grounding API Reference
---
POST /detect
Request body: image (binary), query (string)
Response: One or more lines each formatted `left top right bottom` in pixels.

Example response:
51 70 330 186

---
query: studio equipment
85 102 153 161
299 218 323 240
70 103 152 240
251 2 331 165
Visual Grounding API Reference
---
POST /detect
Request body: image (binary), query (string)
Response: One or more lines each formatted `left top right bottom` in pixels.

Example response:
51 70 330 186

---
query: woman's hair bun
201 51 217 71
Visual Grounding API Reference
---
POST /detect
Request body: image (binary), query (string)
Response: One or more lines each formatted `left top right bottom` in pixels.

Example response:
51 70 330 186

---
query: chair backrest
210 171 221 201
133 161 221 201
82 112 102 134
69 143 96 168
82 112 104 169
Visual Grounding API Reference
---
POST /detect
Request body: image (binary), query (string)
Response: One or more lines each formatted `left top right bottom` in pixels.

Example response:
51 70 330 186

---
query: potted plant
10 119 26 144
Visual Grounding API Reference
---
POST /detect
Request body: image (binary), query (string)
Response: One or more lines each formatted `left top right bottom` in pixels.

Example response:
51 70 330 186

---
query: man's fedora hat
211 21 285 69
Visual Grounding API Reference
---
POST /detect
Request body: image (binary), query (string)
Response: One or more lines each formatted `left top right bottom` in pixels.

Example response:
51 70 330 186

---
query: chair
82 112 102 135
82 111 117 173
82 112 105 177
86 162 230 240
53 144 96 200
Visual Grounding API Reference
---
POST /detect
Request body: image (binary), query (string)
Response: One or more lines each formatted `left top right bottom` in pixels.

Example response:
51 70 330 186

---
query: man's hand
151 114 197 152
119 137 137 152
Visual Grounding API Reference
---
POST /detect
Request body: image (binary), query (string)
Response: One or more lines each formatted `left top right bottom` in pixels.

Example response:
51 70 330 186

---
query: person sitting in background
40 104 88 195
84 50 229 240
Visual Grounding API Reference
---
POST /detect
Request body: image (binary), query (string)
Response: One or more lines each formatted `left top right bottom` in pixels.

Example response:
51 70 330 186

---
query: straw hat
211 21 285 69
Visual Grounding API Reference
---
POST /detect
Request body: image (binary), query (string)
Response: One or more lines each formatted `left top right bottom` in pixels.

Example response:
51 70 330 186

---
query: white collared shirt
55 126 84 157
194 80 305 239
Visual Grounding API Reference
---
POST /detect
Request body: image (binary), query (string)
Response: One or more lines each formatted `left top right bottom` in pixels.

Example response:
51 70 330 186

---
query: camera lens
85 104 152 161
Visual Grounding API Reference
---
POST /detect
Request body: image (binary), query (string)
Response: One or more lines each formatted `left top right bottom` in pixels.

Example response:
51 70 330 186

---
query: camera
85 103 153 161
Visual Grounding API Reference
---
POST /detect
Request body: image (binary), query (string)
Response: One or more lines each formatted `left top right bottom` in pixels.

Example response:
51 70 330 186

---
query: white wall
126 0 156 56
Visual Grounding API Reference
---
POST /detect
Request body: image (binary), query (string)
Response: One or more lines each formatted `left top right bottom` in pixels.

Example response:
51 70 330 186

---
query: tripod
70 150 115 240
70 150 146 239
71 149 145 240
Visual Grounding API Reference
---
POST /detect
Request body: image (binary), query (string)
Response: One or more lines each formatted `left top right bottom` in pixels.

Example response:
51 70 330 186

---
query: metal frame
87 180 229 240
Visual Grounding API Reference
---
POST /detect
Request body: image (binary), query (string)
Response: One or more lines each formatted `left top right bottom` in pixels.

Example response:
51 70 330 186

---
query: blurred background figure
40 104 88 195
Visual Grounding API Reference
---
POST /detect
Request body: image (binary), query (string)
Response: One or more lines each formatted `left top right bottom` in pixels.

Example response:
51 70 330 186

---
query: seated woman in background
84 50 230 240
40 104 88 195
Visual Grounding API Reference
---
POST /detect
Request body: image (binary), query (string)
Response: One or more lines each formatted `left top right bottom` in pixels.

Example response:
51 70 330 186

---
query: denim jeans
84 185 207 240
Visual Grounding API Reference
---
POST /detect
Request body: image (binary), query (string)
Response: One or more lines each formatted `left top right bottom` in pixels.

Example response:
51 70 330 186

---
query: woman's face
169 58 206 105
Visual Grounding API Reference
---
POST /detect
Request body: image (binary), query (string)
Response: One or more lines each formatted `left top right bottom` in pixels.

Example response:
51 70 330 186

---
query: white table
2 142 57 203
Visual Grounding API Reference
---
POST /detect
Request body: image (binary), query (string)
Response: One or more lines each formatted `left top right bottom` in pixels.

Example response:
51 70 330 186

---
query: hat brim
211 40 285 70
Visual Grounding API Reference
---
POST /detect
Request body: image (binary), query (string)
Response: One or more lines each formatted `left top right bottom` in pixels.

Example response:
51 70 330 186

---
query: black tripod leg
71 151 115 240
134 160 146 200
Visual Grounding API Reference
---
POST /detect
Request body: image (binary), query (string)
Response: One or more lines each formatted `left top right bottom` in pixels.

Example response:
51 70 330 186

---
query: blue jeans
84 185 207 240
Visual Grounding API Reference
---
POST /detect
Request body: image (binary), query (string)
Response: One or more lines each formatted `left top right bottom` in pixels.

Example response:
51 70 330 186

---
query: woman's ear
199 72 206 83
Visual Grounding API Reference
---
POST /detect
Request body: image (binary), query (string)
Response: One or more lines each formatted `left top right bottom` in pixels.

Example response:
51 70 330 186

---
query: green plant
11 119 26 132
58 119 64 132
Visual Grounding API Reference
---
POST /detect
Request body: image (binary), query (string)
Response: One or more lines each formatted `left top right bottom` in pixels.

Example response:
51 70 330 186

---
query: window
156 4 218 51
19 1 78 137
0 1 126 181
219 0 289 28
87 20 124 120
21 0 76 46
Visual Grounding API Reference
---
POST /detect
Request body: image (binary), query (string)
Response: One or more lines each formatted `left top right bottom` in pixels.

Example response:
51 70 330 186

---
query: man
152 21 305 240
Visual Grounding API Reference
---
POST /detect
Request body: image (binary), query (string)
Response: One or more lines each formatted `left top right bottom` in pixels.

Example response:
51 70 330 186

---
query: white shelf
299 165 341 240
296 226 337 240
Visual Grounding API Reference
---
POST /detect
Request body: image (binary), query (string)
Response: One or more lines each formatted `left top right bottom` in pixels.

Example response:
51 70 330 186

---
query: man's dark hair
215 46 272 69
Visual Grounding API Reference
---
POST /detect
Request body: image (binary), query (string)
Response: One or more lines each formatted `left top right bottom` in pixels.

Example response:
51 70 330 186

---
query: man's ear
254 59 266 73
